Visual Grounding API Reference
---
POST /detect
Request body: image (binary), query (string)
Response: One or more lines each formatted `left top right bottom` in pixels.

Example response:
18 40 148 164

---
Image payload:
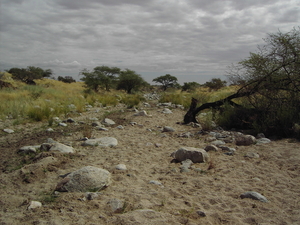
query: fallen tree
183 28 300 138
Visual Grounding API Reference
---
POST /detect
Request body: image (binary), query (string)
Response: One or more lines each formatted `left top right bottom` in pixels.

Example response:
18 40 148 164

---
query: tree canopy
152 74 178 91
7 66 53 82
80 66 121 92
117 69 147 94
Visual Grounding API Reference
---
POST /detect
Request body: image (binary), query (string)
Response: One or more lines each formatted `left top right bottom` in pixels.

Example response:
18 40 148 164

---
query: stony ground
0 102 300 225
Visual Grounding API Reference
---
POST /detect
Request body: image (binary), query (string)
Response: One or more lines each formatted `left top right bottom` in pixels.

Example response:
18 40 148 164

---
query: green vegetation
153 74 179 91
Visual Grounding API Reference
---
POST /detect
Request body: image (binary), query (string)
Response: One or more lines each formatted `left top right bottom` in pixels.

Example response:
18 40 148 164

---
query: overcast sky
0 0 299 84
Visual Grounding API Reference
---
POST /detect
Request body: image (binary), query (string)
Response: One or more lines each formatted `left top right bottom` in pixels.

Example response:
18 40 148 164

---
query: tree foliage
203 78 227 90
182 82 201 92
80 66 121 92
117 69 147 94
58 76 76 83
152 74 178 91
7 66 53 82
185 27 300 138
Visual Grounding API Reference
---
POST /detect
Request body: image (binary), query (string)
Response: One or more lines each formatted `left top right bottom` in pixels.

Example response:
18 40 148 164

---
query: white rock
49 143 75 153
82 137 118 147
102 118 116 126
3 129 14 134
116 164 127 170
58 122 67 127
28 201 42 210
133 110 148 116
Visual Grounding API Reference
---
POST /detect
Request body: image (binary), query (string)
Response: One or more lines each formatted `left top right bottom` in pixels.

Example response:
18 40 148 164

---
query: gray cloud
0 0 299 84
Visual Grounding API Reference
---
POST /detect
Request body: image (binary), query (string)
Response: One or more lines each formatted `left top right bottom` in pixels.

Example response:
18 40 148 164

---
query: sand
0 104 299 225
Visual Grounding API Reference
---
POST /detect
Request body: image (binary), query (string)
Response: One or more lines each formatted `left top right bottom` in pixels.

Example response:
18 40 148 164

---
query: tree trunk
183 90 252 124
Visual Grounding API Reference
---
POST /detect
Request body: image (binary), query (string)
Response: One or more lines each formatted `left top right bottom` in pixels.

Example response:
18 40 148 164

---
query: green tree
182 82 200 91
117 69 147 94
203 78 227 90
184 27 300 138
7 66 53 82
80 66 121 92
152 74 178 91
58 76 76 83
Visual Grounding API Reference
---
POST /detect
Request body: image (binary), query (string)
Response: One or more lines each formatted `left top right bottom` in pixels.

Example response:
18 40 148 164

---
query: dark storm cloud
0 0 299 83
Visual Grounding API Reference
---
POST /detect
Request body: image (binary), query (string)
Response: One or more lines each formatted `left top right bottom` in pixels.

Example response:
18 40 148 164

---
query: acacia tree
7 66 53 82
204 78 227 91
184 27 300 137
153 74 178 91
80 66 121 92
117 69 147 94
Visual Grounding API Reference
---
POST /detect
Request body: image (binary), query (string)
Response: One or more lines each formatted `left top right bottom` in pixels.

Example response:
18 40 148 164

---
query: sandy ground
0 103 299 225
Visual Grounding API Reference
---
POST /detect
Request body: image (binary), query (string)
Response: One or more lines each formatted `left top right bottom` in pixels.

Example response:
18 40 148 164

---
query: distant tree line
7 66 53 84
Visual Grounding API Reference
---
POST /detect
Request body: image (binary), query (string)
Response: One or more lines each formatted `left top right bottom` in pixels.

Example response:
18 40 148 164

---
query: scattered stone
91 121 102 127
108 199 124 213
55 166 111 192
102 118 116 126
3 129 14 134
196 211 206 217
85 192 99 200
47 138 57 143
116 164 127 170
149 180 163 186
171 147 209 163
28 201 42 210
66 118 75 123
204 145 218 152
178 132 193 138
180 159 193 173
49 142 75 153
18 145 40 154
162 108 172 114
97 127 109 131
211 140 226 146
46 128 54 132
58 122 67 127
130 122 137 126
116 125 124 129
155 143 162 147
240 191 268 202
256 138 271 144
245 152 260 158
256 133 265 139
82 137 118 147
235 134 256 146
163 126 175 132
133 110 149 116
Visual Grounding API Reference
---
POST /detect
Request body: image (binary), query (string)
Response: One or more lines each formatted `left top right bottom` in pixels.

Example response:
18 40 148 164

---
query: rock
162 108 172 114
180 159 193 173
256 138 271 144
116 125 124 129
102 118 116 126
46 128 54 132
108 199 124 213
85 192 99 200
149 180 163 186
163 126 175 132
133 110 149 116
28 201 42 210
91 121 102 127
211 140 225 146
171 147 209 163
18 145 40 154
49 142 75 153
66 118 75 123
235 134 256 146
55 166 111 192
3 129 14 134
97 127 109 131
245 152 260 158
196 211 206 217
204 145 218 152
58 122 67 127
256 133 265 139
116 164 127 170
82 137 118 147
240 191 268 202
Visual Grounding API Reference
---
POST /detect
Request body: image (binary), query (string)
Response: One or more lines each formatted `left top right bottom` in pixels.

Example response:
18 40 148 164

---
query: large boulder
235 134 256 146
171 147 209 163
55 166 111 192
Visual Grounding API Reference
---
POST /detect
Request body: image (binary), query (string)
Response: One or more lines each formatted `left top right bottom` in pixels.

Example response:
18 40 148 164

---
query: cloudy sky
0 0 299 84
